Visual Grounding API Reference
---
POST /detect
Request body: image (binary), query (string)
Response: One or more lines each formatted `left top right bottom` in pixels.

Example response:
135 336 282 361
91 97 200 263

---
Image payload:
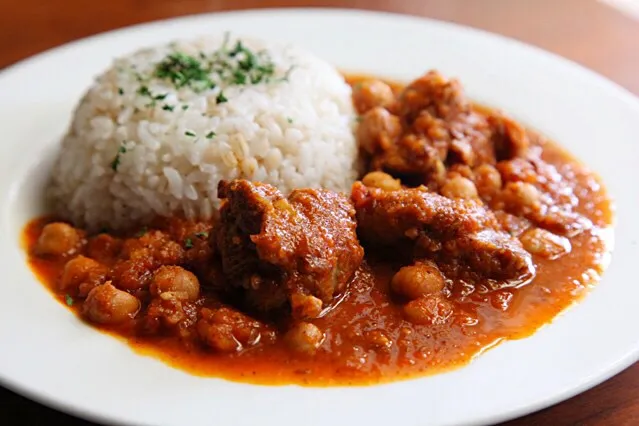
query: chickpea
290 293 323 319
440 176 478 199
357 107 402 155
60 255 108 295
83 282 140 325
35 222 81 257
502 181 541 210
473 164 502 196
285 322 324 354
362 171 402 191
150 265 200 302
519 228 571 260
403 294 453 326
353 79 395 114
391 261 445 300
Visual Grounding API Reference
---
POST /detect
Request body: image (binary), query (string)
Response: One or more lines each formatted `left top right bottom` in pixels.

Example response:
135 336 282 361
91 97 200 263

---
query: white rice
49 34 357 230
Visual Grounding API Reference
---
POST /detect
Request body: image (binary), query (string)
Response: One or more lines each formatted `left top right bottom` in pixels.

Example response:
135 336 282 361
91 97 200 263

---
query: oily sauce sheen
23 76 613 385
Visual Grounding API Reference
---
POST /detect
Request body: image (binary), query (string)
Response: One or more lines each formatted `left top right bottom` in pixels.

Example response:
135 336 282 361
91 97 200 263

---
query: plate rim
0 7 638 426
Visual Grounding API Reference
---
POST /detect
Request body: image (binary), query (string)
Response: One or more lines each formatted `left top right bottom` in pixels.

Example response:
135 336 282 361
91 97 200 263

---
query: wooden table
1 1 638 425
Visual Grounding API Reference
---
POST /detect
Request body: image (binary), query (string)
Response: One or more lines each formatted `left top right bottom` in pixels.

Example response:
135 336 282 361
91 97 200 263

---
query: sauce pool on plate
22 75 613 386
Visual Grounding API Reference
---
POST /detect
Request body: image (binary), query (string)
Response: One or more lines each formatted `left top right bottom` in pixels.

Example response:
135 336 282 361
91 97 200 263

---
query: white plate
1 8 638 426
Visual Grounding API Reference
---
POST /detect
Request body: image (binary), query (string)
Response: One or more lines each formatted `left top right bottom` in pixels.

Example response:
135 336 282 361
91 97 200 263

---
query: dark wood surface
1 1 638 425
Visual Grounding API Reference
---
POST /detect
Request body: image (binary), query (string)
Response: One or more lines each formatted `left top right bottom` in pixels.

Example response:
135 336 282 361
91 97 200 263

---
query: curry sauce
22 75 613 385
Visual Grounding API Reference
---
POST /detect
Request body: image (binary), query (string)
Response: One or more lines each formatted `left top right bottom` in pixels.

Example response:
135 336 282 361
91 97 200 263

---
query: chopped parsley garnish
232 70 247 85
127 36 287 113
65 294 74 307
184 238 194 249
228 40 245 57
286 117 293 124
356 115 363 123
205 131 215 139
135 226 148 237
137 85 151 96
154 52 215 92
118 87 124 95
185 130 196 137
111 144 127 171
216 91 228 104
150 36 280 96
195 231 209 239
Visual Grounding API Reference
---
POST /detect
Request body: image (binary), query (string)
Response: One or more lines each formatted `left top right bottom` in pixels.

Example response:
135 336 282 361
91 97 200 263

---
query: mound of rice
49 34 357 230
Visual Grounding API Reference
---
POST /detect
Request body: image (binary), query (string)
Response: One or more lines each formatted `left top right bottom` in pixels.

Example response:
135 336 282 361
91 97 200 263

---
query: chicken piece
357 71 497 187
495 156 592 237
216 180 364 318
488 113 530 160
398 70 470 122
285 322 325 354
397 71 507 166
351 182 536 290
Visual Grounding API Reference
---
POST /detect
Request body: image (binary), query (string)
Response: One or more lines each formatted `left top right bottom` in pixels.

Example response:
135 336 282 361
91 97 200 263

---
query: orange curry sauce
22 77 613 386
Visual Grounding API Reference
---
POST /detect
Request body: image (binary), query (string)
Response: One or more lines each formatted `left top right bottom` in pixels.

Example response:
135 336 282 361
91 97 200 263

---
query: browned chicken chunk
358 71 500 187
215 180 364 318
351 182 536 290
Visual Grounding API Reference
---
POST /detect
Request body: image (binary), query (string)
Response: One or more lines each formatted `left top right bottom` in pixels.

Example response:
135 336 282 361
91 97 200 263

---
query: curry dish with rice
24 68 612 385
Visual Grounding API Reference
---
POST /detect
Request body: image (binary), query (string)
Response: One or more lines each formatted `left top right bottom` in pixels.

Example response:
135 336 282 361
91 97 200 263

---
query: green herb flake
162 104 175 111
355 115 363 123
184 238 194 249
118 87 124 95
135 226 148 237
229 40 244 57
111 144 127 171
65 294 74 307
182 105 189 110
155 52 214 91
216 91 228 104
153 93 168 101
286 117 293 124
185 130 196 137
195 231 209 239
149 36 283 97
205 131 215 139
232 70 247 85
137 85 151 96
